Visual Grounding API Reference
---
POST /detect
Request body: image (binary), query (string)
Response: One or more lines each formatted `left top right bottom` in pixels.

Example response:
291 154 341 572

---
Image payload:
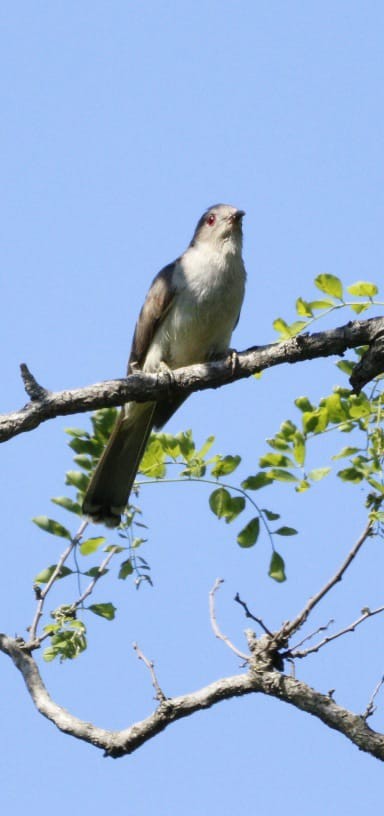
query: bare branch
290 605 384 659
282 518 374 639
363 675 384 721
209 579 249 661
20 363 49 401
2 634 384 759
234 593 274 636
290 619 335 652
133 643 167 702
2 316 384 443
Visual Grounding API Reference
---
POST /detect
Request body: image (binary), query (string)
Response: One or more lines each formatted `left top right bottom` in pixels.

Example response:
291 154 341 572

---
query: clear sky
1 2 384 814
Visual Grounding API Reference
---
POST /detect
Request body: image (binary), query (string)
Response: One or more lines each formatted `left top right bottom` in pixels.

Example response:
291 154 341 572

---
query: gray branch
1 632 384 759
1 316 384 443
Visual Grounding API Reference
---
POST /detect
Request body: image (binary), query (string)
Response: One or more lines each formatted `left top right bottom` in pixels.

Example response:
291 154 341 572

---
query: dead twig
133 643 167 702
282 518 374 639
209 580 249 661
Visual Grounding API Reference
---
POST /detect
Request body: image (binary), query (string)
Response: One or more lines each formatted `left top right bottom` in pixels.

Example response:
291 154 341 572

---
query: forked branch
1 316 384 443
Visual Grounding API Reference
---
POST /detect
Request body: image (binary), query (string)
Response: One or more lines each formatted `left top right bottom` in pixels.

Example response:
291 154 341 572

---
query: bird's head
190 204 245 251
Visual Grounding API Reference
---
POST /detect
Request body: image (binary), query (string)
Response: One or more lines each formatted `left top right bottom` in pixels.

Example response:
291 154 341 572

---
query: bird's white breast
144 242 246 372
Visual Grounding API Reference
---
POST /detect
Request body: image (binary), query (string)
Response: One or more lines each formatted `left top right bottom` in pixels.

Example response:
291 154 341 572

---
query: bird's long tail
82 402 155 527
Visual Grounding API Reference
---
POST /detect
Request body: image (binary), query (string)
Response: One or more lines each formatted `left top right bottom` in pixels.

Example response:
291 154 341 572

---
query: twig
363 674 384 720
71 546 119 610
289 605 384 659
28 519 88 644
209 580 249 661
234 593 274 636
133 643 167 702
289 619 335 652
20 363 49 401
282 518 374 639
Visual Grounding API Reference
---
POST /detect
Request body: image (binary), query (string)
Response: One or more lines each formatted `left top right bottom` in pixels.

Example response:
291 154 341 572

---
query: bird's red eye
206 213 216 226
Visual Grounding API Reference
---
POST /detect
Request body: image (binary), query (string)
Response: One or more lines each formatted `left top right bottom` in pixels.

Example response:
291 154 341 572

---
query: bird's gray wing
128 262 178 371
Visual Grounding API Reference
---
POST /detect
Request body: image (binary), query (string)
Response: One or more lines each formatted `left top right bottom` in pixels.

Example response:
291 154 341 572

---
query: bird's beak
231 209 245 223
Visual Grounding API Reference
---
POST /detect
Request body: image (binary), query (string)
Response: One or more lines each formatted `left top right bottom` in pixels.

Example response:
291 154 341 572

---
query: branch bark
1 632 384 760
1 315 384 443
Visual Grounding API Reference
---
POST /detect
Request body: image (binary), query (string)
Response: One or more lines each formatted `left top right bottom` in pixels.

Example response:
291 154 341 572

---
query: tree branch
2 316 384 443
281 518 374 639
2 633 384 760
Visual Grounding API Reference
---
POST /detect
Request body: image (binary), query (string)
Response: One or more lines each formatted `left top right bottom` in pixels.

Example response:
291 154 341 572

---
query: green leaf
241 472 273 490
224 496 246 523
308 299 335 310
79 536 106 556
322 393 347 423
285 320 310 337
131 537 146 549
349 302 370 314
292 432 306 466
308 467 331 481
295 479 310 492
295 396 314 412
259 453 295 468
269 551 286 582
273 318 310 339
34 564 73 584
91 408 118 441
88 603 116 620
73 455 94 470
296 297 313 317
32 516 71 539
266 469 298 482
51 496 82 515
118 559 134 579
69 437 103 456
209 488 231 518
84 566 109 577
139 438 166 478
237 517 260 547
104 544 126 553
336 360 355 375
208 488 245 523
337 467 364 483
332 446 360 460
176 430 196 460
262 509 280 521
348 394 371 418
266 436 290 451
65 470 89 492
197 435 216 459
279 420 297 439
346 281 378 297
314 274 343 299
211 455 241 478
65 427 88 438
274 526 297 536
302 408 329 434
273 317 291 338
155 432 182 459
181 459 206 478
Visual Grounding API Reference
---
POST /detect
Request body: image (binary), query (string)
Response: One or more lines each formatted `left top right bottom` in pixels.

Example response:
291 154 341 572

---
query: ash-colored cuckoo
82 204 246 527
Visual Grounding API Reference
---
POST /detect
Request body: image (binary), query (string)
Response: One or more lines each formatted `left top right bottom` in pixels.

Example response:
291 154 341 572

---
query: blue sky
1 2 384 814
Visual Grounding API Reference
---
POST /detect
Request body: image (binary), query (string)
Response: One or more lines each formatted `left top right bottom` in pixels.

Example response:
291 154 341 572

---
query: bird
82 203 246 527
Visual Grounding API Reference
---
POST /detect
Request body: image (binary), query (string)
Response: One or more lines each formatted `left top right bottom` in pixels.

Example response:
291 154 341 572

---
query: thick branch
1 633 384 760
1 316 384 443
